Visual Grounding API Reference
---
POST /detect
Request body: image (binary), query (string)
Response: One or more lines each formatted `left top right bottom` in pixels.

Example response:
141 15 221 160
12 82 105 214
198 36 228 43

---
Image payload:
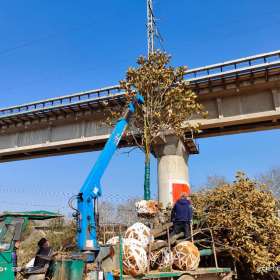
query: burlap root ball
124 222 153 248
122 238 148 276
173 241 200 270
106 236 120 246
150 247 173 270
135 200 159 215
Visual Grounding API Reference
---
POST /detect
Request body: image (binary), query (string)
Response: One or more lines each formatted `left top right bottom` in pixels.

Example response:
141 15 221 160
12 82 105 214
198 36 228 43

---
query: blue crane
73 93 144 252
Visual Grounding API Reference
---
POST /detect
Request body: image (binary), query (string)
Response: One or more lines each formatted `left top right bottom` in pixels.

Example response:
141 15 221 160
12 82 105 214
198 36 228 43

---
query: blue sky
0 0 280 213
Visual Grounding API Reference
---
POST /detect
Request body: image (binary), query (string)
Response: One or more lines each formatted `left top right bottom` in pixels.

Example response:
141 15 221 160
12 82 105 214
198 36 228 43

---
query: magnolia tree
109 51 205 199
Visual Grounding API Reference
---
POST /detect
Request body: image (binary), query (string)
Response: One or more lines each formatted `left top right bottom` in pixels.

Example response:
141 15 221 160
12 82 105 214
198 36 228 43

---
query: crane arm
76 94 144 251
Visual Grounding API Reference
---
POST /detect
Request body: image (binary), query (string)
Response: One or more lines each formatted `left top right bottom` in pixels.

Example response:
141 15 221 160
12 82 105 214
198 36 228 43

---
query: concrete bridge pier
153 135 198 208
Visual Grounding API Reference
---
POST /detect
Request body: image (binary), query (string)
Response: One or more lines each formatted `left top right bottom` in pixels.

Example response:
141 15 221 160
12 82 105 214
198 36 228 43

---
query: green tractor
0 211 62 280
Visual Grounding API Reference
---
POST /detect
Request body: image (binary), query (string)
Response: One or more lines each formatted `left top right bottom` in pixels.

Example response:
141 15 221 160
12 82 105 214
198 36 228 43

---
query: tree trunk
143 114 151 200
144 152 151 200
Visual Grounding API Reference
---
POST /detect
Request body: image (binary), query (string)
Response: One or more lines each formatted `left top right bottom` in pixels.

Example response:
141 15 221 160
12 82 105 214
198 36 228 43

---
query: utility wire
0 21 96 57
0 200 66 209
0 186 138 201
3 54 134 96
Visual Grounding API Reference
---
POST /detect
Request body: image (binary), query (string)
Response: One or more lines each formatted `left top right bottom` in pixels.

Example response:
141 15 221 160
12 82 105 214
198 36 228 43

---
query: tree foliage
109 51 205 198
118 51 205 146
192 172 280 279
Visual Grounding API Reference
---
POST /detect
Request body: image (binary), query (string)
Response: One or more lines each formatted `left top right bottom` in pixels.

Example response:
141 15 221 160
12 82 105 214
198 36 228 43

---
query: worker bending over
30 238 54 279
171 193 193 239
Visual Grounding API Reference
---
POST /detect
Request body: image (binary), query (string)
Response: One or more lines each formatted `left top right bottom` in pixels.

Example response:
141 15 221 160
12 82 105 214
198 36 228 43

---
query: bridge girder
0 50 280 162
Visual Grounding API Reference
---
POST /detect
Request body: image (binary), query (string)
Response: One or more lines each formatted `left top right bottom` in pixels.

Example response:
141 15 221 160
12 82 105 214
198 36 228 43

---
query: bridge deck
1 50 279 124
0 50 279 162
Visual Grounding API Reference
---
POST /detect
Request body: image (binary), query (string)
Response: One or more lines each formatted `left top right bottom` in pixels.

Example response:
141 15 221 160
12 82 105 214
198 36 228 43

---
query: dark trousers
173 221 191 239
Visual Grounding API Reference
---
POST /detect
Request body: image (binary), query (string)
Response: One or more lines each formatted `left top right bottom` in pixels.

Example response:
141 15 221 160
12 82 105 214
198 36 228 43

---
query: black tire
178 275 195 280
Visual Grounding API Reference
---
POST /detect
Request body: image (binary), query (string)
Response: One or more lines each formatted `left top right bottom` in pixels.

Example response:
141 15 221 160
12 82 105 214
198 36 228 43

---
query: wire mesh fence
0 186 144 226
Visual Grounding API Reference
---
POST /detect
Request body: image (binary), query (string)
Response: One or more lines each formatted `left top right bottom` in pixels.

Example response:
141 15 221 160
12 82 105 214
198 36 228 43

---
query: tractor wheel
178 275 195 280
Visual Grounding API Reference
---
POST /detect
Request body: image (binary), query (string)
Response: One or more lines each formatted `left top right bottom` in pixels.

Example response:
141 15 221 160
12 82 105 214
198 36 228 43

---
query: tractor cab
0 211 62 280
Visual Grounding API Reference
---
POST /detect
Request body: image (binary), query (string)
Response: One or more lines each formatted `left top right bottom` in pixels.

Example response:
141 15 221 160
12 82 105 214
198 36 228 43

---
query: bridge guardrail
1 50 280 119
0 85 121 118
184 49 280 80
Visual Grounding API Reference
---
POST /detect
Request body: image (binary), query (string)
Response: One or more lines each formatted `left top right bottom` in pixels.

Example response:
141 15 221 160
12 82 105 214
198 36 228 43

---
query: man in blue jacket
171 193 193 239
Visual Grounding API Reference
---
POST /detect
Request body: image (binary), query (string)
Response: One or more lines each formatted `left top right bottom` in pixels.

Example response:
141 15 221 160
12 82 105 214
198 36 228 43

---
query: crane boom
76 94 144 251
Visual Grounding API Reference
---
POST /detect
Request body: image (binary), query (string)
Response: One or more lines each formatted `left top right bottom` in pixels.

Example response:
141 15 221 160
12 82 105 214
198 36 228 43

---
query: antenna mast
147 0 155 56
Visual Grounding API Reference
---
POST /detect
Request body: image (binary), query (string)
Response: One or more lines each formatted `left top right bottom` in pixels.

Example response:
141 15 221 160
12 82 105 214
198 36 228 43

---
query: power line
0 186 140 201
0 200 66 209
0 21 96 57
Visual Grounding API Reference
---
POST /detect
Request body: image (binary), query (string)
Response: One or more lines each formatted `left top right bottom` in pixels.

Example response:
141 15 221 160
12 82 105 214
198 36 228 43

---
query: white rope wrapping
135 200 159 215
106 237 148 276
173 241 200 271
150 247 173 270
124 222 154 248
106 236 120 246
122 238 148 276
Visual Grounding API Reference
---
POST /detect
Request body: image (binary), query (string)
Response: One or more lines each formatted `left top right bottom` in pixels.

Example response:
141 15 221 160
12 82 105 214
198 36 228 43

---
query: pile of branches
192 172 280 280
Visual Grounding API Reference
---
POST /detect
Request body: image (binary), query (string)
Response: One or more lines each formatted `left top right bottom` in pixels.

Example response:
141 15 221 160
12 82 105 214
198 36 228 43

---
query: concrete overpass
0 50 280 162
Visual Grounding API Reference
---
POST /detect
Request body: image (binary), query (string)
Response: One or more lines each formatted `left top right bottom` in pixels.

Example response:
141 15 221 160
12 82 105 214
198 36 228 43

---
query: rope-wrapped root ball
135 200 159 216
150 247 173 270
106 236 120 246
124 222 153 248
122 238 148 276
173 241 200 270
